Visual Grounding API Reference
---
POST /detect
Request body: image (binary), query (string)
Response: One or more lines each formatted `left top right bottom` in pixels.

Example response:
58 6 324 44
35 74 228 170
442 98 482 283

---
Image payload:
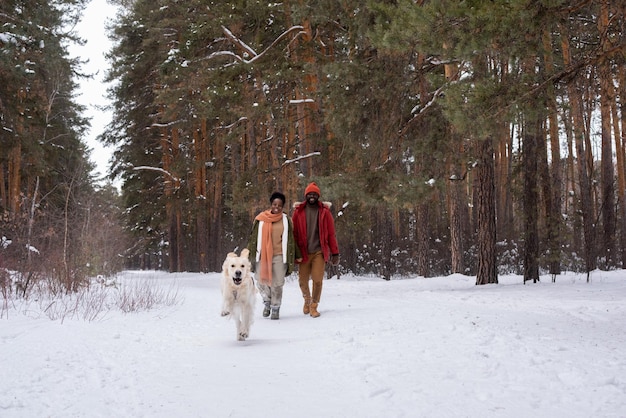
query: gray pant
256 255 288 307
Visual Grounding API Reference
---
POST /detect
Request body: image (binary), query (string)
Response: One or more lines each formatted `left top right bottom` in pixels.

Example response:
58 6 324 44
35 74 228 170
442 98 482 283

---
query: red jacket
292 201 339 263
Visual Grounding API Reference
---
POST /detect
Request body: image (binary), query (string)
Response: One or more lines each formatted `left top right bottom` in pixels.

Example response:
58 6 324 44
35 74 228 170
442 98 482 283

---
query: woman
247 192 301 319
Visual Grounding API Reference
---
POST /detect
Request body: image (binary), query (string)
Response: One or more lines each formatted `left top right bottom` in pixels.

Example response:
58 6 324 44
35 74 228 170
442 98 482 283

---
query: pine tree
1 0 97 290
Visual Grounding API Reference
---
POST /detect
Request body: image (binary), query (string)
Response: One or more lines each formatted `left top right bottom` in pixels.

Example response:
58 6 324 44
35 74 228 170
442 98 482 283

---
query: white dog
221 248 256 341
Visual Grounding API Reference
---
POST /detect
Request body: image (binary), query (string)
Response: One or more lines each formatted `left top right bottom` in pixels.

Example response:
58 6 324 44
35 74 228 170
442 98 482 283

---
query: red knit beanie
304 182 321 197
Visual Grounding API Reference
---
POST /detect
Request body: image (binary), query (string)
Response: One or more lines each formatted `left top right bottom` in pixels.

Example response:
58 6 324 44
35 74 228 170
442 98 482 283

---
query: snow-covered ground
2 269 626 417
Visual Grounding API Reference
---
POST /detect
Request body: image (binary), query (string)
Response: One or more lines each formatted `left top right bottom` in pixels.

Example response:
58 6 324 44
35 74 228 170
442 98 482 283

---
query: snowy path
2 270 626 417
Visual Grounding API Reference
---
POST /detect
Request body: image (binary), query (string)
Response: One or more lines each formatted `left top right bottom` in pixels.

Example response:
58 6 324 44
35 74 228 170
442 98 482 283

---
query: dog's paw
237 332 248 341
221 310 230 317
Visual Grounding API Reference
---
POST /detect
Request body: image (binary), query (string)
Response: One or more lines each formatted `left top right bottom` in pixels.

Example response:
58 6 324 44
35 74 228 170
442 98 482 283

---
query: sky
2 269 626 417
70 0 117 182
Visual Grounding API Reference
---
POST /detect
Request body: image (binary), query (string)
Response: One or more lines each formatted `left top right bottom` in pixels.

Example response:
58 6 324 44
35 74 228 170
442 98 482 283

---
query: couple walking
247 182 340 320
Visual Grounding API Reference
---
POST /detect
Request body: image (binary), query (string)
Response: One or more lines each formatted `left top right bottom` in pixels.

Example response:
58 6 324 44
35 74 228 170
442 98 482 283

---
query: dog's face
222 249 251 286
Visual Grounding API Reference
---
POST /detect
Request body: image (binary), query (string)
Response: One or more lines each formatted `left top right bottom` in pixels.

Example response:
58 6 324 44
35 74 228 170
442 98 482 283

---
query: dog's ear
223 252 237 276
240 248 250 259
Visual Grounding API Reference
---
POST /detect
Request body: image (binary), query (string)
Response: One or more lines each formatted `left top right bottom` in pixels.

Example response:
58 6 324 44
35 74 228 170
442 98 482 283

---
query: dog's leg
238 306 253 341
221 300 231 316
221 293 232 317
235 313 247 341
221 304 229 316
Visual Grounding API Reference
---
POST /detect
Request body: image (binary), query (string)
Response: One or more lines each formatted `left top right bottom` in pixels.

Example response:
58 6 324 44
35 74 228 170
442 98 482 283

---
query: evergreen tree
0 0 102 290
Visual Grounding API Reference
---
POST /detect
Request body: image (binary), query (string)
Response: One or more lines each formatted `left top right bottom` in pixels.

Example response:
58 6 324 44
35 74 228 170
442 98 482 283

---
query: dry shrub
114 278 180 313
1 271 9 319
39 286 111 322
2 274 181 321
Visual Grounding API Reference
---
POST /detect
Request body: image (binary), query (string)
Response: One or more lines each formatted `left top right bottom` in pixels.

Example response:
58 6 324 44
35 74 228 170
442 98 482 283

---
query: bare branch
216 117 249 130
282 152 321 167
290 98 315 104
249 25 307 64
206 50 244 63
209 25 308 66
221 26 258 58
151 120 185 128
398 84 447 136
133 166 179 182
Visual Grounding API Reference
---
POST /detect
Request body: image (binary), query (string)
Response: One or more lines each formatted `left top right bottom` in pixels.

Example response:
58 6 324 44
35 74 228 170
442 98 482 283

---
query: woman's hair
270 191 286 205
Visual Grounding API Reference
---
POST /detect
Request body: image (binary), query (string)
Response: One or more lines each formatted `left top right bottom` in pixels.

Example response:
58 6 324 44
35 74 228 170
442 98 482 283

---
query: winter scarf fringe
255 210 283 285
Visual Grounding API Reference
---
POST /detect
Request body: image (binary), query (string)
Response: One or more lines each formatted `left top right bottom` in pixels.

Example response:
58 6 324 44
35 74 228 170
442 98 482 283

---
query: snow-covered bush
2 275 180 321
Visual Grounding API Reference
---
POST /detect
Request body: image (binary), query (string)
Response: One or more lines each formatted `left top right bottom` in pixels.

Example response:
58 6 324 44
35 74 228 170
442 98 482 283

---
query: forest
1 0 625 293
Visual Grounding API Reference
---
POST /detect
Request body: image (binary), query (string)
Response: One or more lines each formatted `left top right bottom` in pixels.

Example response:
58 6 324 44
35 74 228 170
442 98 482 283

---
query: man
292 182 340 317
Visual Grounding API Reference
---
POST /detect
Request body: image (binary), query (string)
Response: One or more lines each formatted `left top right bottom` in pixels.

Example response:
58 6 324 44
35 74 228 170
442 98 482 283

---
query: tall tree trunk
416 201 430 278
193 120 209 272
523 114 540 284
162 126 183 272
542 27 562 277
495 120 513 242
560 22 597 276
290 13 323 178
476 138 497 285
0 162 6 210
536 115 554 271
618 55 626 266
211 132 225 271
598 0 616 268
562 100 584 257
521 34 541 284
448 180 464 274
8 144 21 215
444 50 465 274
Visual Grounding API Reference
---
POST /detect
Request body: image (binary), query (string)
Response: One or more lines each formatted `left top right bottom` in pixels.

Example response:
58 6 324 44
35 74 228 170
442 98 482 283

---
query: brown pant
298 251 325 303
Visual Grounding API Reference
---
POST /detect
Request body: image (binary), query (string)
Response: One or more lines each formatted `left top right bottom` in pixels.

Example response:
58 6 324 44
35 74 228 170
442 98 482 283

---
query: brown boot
303 297 311 315
309 302 320 318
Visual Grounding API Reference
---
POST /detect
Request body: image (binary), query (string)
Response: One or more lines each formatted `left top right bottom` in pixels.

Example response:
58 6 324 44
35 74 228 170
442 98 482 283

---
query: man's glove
331 254 340 266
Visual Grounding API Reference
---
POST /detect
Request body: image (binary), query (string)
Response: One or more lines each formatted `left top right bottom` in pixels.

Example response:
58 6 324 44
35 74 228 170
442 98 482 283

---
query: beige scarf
255 210 283 285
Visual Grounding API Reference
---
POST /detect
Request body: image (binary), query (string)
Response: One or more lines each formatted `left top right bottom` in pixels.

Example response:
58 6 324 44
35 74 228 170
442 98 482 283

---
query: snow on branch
151 120 185 128
209 25 307 66
133 166 180 182
289 99 315 104
282 152 321 166
399 84 447 136
206 50 242 63
221 26 257 59
215 117 249 130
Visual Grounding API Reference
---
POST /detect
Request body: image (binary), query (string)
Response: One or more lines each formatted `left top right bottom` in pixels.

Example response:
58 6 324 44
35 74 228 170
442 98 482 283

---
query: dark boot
270 306 280 320
262 301 270 317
